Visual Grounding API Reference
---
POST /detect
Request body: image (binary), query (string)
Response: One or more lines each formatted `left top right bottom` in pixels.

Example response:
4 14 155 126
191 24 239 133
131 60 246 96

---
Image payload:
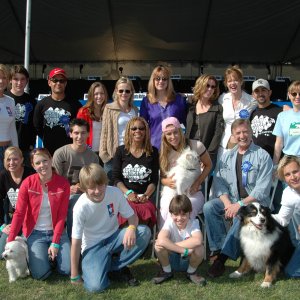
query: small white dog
2 236 30 282
162 148 200 198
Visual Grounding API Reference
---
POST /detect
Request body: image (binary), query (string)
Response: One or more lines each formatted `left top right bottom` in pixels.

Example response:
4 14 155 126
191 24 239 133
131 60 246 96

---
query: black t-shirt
236 153 248 199
250 103 282 157
0 166 35 224
5 91 37 151
33 96 81 155
112 145 159 195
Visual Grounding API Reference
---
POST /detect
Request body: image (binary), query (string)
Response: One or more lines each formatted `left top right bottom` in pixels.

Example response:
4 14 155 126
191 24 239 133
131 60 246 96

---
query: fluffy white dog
161 148 200 198
2 236 30 282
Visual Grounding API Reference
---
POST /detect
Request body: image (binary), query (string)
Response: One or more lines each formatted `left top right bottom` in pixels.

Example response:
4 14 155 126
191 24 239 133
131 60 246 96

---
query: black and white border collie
229 202 294 288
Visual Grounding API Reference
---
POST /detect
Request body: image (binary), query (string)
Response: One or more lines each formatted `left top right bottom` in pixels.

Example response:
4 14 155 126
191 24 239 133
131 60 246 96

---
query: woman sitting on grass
273 155 300 278
7 148 70 280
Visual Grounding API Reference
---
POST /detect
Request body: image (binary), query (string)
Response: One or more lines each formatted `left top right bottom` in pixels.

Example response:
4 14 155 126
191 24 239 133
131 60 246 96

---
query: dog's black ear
260 205 271 216
237 206 247 222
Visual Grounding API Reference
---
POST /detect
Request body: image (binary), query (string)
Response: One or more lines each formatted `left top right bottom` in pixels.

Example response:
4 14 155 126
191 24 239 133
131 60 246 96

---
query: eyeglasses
291 92 300 97
118 89 131 94
50 78 67 84
207 83 216 89
130 127 146 131
154 77 168 82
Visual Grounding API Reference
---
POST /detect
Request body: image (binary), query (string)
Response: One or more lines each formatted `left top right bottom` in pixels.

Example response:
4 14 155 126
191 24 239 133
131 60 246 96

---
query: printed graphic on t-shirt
122 164 152 184
107 203 114 217
251 115 276 138
6 106 13 116
68 166 82 185
15 102 33 124
7 187 19 208
289 122 300 136
44 107 71 130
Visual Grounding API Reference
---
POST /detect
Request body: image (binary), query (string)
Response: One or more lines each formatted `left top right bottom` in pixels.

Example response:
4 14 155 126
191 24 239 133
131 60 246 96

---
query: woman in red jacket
77 82 108 160
8 148 70 280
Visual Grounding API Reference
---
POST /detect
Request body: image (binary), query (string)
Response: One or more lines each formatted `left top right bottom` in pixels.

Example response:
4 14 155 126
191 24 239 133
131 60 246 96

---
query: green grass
0 257 298 300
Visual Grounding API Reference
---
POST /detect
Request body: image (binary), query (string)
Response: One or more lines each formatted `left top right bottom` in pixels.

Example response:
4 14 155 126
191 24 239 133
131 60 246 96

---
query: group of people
0 62 300 293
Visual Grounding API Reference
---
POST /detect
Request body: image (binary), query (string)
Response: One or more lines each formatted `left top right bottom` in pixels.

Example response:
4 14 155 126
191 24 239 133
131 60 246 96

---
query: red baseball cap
48 68 67 79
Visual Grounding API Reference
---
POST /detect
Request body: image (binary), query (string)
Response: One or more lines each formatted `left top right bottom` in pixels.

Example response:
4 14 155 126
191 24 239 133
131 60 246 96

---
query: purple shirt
140 94 187 149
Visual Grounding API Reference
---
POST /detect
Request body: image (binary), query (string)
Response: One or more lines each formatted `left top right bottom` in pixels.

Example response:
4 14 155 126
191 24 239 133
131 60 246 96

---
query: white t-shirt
272 186 300 227
72 186 134 252
162 217 200 243
35 191 53 230
117 109 136 145
92 120 102 152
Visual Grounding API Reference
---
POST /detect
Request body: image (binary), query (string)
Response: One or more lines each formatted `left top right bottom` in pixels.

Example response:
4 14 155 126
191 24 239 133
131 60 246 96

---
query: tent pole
24 0 32 92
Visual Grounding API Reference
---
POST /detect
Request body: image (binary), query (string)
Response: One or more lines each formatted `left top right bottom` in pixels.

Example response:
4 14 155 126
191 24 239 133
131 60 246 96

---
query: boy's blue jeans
82 225 151 293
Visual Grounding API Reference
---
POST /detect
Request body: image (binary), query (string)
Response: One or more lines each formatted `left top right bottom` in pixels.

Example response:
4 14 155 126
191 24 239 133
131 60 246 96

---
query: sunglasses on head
206 83 216 89
50 78 67 84
130 127 146 131
155 77 168 82
118 89 131 94
291 92 300 97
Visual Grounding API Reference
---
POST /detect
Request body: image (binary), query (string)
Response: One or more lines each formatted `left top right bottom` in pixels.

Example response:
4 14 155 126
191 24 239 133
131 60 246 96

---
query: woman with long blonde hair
77 82 108 155
140 64 187 150
100 77 138 184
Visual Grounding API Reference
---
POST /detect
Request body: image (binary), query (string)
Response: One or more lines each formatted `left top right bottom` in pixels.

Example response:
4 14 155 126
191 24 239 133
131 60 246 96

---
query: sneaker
152 270 173 284
119 267 140 286
186 272 207 286
207 260 225 278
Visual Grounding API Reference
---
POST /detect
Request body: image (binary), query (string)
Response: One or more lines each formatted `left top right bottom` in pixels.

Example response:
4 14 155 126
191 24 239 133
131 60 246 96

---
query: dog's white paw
261 281 272 288
229 270 243 279
9 277 17 283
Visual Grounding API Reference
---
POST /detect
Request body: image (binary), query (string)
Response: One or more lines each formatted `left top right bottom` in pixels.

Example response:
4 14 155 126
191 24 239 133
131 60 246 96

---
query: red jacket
77 107 93 148
8 173 70 244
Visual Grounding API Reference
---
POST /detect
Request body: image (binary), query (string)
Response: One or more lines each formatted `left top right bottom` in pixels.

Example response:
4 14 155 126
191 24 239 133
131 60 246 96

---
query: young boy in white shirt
153 195 206 285
70 163 151 292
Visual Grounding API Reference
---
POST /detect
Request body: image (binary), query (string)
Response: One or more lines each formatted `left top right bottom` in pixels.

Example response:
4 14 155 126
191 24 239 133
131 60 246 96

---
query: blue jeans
0 231 8 256
285 240 300 278
27 230 71 280
104 159 113 186
82 225 151 293
67 194 82 240
203 198 241 260
169 252 189 272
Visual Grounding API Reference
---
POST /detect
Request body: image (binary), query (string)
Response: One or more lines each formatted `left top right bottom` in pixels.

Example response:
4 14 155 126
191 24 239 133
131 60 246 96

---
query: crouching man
70 163 151 292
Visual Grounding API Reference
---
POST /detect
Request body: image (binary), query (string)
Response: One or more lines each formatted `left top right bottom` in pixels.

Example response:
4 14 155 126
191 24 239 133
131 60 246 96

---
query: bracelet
51 243 60 249
127 225 136 231
124 189 134 198
70 275 81 282
238 200 245 207
0 224 6 232
182 248 189 258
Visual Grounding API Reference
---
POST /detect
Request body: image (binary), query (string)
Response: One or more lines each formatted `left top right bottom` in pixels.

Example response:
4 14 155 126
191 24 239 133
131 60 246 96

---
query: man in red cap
33 68 81 155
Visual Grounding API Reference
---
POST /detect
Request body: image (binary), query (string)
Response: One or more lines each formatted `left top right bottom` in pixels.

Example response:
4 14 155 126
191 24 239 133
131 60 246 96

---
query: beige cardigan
99 101 138 163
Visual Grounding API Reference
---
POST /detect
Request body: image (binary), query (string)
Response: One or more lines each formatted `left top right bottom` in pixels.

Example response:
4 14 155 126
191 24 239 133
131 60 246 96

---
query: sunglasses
50 78 67 84
118 89 131 94
130 127 146 131
154 77 168 82
207 83 216 89
291 92 300 97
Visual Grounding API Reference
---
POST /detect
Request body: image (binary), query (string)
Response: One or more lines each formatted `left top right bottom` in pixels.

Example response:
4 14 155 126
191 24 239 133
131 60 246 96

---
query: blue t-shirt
273 109 300 155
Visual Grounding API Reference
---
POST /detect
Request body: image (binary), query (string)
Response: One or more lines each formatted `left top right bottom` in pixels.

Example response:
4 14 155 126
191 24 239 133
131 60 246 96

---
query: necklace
130 148 144 158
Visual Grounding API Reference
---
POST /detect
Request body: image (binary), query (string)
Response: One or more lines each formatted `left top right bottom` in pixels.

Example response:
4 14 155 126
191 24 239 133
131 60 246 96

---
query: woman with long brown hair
112 116 158 228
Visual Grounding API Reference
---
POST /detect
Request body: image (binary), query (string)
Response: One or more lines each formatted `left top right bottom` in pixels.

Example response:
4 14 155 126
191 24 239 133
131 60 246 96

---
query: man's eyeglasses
118 89 131 94
50 78 67 84
130 127 146 131
155 77 168 82
291 92 300 97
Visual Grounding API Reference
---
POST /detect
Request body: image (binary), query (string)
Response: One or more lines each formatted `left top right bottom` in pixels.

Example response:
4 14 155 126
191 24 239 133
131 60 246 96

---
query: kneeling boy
153 195 206 285
70 163 151 292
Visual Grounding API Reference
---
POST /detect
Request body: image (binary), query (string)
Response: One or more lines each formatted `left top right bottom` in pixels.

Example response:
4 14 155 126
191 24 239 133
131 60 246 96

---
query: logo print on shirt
44 107 71 130
251 115 275 138
15 103 33 124
6 106 13 117
107 203 114 217
122 164 152 184
7 188 19 209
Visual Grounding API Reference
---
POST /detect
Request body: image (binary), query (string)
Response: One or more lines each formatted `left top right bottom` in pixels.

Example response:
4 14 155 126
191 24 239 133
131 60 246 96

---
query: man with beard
250 79 282 158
